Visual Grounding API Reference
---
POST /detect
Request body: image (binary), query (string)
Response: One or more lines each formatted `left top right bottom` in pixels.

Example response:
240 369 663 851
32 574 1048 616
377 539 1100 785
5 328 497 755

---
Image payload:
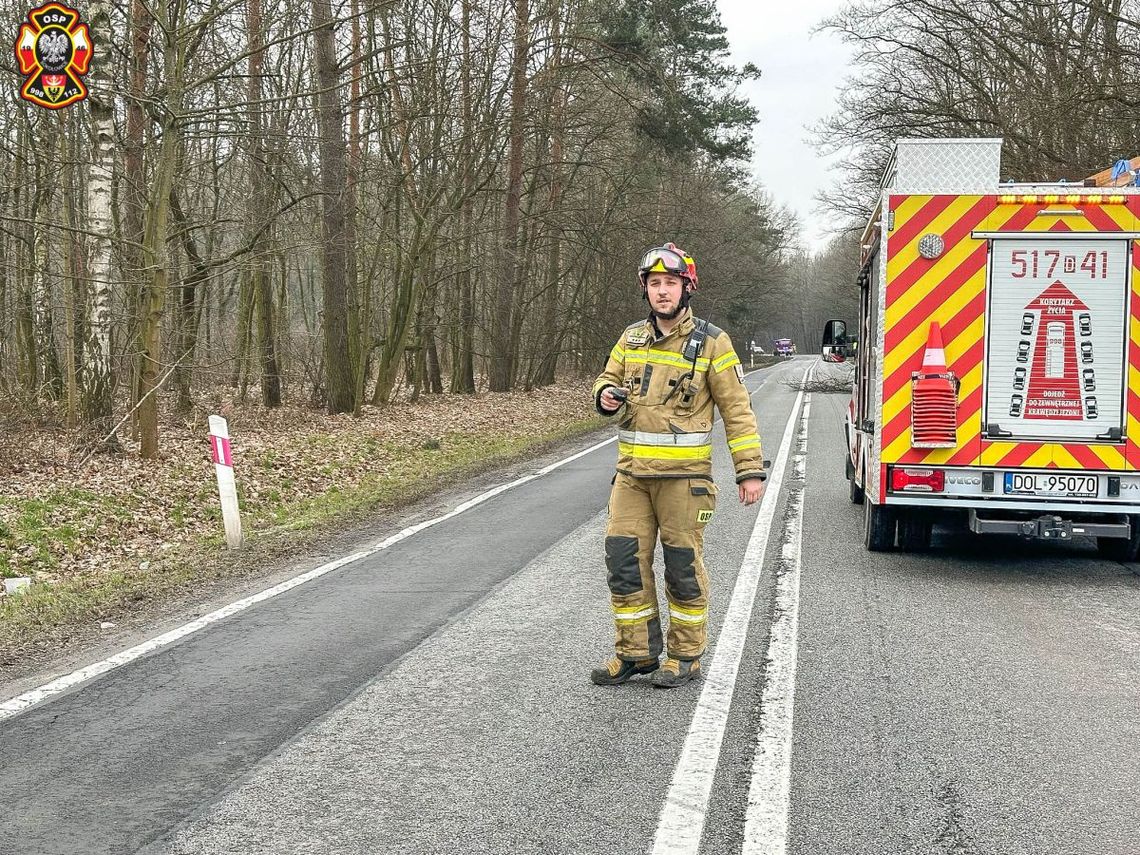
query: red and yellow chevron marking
878 194 1140 496
1128 237 1140 472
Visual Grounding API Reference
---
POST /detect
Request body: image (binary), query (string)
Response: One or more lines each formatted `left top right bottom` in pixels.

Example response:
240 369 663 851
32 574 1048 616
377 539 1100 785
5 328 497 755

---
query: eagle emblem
39 30 69 68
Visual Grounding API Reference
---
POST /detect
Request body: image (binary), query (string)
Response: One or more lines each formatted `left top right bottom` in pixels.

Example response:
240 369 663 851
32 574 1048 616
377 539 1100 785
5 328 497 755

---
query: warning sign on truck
984 238 1130 442
1022 282 1086 419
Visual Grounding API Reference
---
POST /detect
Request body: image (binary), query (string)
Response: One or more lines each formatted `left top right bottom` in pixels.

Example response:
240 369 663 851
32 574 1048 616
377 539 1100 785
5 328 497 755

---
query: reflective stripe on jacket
592 308 765 482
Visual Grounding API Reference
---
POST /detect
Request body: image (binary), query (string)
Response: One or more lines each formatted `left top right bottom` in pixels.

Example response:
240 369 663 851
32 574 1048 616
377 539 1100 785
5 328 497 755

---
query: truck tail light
891 467 945 492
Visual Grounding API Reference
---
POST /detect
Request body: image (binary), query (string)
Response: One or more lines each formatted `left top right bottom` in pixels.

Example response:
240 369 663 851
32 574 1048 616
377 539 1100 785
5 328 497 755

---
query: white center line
0 434 618 724
742 395 811 854
650 364 812 855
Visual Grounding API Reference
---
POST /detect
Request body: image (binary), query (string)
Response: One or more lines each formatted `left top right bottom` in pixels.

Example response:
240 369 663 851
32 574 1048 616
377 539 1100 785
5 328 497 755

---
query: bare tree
0 0 789 430
489 0 531 392
137 0 187 459
313 0 355 414
817 0 1140 223
247 0 282 407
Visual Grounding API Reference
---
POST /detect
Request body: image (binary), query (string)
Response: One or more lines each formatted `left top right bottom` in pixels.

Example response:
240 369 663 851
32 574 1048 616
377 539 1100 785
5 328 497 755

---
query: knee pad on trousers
605 535 642 595
663 543 701 600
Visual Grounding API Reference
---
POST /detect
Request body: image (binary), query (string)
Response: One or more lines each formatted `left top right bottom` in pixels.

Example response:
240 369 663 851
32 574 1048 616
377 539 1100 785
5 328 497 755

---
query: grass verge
0 411 606 657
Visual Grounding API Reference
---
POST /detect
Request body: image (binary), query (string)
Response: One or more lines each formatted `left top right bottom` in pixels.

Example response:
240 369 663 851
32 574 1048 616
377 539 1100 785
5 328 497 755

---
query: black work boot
590 656 659 686
651 657 701 688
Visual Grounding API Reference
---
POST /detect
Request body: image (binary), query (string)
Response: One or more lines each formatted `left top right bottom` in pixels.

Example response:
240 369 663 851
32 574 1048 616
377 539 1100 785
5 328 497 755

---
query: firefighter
590 243 766 689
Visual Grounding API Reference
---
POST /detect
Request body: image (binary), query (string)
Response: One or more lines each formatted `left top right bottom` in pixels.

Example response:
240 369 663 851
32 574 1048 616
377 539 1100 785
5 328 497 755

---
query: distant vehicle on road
773 338 794 359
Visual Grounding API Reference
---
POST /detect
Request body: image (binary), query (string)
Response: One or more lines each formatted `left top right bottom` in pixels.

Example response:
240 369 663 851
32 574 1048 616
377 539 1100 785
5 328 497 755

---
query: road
1 357 1138 855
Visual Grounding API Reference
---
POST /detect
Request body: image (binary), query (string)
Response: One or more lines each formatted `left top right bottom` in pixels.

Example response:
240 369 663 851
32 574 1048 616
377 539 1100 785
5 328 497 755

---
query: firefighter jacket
592 309 765 483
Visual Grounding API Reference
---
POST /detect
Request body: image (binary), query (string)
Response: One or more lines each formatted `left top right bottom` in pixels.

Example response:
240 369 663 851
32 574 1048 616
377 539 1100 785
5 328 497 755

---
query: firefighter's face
646 273 684 315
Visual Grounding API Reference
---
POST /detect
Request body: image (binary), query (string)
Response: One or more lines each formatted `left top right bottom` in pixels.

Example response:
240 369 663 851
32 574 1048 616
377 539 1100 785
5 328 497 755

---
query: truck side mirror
822 319 849 362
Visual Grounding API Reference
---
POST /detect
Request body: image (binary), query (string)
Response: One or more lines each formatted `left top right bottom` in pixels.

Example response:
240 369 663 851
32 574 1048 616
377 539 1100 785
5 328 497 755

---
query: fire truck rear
828 138 1140 555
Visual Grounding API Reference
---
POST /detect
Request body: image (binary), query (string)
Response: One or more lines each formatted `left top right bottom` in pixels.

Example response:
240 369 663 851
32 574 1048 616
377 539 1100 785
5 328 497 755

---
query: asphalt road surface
1 357 1138 855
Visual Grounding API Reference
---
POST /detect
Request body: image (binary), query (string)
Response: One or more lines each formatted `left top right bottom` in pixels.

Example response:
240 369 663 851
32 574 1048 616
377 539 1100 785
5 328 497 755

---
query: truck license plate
1004 473 1098 498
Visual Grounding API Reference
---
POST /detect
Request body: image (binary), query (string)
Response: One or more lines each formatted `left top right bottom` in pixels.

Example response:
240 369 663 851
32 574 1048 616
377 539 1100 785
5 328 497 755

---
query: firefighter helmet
638 242 698 291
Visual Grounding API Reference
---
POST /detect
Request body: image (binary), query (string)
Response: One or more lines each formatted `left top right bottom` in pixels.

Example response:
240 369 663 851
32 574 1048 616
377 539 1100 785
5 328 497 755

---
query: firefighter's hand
599 387 626 412
738 478 765 506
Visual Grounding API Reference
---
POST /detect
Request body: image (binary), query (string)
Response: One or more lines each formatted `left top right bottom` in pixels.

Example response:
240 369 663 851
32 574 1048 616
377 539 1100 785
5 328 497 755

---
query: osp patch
696 509 714 523
15 2 91 110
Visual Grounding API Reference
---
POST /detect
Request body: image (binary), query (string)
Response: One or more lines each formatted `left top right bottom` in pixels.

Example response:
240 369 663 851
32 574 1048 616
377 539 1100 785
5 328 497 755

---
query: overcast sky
716 0 853 253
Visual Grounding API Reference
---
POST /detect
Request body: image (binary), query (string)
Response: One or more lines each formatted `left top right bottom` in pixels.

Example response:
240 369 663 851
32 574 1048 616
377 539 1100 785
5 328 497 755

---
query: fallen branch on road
781 371 854 394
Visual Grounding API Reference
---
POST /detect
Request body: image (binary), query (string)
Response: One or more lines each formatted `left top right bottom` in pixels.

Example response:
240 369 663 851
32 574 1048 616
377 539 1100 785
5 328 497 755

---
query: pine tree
600 0 760 162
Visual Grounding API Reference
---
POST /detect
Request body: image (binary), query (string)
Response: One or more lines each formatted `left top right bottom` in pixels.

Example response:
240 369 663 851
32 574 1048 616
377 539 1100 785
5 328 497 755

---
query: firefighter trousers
604 472 717 662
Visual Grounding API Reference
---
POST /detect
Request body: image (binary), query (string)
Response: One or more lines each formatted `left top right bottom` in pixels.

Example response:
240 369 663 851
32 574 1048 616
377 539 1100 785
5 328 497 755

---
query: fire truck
826 138 1140 555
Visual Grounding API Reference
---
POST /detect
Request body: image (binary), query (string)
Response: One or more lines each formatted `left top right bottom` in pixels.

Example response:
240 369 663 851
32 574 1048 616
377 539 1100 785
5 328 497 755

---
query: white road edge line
742 394 811 854
0 433 619 724
650 363 813 855
0 366 776 724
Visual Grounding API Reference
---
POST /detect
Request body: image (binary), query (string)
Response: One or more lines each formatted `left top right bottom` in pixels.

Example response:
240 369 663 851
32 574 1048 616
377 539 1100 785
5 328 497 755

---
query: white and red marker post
208 415 243 550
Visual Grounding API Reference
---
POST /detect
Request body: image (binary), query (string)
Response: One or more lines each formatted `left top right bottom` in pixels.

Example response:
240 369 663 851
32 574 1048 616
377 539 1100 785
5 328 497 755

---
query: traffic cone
910 321 958 448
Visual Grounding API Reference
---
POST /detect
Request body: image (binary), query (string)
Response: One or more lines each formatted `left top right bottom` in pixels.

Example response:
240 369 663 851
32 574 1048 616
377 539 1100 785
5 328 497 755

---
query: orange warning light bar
998 194 1127 205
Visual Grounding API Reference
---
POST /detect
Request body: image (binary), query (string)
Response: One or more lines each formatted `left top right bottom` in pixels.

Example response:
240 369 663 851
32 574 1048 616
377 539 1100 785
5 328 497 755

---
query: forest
0 0 805 455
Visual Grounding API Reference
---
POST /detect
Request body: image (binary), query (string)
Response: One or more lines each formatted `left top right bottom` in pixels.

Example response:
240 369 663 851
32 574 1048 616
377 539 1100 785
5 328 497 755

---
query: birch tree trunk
81 0 116 436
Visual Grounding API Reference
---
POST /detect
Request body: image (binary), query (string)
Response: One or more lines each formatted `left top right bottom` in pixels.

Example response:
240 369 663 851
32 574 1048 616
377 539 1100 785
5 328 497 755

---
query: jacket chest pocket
623 351 650 396
626 358 670 400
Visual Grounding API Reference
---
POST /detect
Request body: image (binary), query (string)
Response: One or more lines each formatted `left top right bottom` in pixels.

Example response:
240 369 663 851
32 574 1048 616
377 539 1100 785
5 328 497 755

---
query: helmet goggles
639 247 689 277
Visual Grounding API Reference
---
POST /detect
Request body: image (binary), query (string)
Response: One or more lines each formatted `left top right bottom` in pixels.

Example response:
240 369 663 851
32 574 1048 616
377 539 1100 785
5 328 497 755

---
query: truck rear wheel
1096 514 1140 562
898 511 932 552
863 497 896 552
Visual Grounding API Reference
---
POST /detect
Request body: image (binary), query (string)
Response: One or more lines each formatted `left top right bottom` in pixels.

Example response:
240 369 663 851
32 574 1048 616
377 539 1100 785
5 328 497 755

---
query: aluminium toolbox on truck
846 138 1140 553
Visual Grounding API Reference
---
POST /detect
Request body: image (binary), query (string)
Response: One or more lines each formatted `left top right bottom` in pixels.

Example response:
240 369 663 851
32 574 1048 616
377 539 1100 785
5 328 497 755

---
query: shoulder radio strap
663 317 710 405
